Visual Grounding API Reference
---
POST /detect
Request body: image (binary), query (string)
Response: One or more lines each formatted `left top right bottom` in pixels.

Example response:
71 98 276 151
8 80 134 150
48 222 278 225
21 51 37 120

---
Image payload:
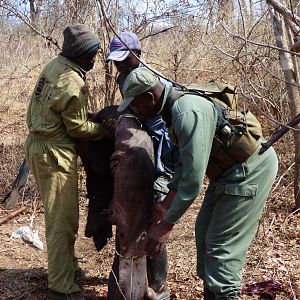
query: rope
97 0 186 90
114 248 144 260
111 268 127 300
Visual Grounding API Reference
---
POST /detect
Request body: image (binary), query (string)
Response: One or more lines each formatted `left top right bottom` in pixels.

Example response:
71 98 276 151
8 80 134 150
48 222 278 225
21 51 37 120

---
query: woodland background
0 0 299 299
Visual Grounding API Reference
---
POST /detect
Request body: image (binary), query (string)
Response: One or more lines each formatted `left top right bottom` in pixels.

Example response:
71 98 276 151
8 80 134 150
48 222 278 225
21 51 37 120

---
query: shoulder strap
161 89 228 132
160 90 185 128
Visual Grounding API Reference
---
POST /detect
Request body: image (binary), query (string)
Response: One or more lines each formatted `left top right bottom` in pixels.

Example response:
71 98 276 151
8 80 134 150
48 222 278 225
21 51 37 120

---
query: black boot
108 238 120 300
147 246 170 300
203 284 215 300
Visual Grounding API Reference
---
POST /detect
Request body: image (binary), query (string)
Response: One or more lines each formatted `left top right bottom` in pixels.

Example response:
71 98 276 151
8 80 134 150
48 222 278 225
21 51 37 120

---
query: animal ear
145 91 155 103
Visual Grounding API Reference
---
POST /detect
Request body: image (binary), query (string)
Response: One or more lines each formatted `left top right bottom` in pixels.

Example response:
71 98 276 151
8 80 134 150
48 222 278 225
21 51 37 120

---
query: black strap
161 89 229 132
160 90 185 128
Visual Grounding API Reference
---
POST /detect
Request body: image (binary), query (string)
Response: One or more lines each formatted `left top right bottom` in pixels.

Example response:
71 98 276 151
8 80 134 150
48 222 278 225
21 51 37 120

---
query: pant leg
196 147 278 299
25 137 80 294
195 185 215 281
153 175 171 202
149 175 170 294
147 246 168 293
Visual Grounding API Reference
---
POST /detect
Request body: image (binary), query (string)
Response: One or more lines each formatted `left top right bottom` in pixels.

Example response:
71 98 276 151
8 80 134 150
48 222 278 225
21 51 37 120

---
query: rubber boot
203 284 216 300
147 246 170 300
108 237 120 300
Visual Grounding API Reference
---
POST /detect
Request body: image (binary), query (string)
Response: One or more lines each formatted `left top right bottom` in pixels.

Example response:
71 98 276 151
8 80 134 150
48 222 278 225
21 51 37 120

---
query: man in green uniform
117 67 278 299
25 24 109 300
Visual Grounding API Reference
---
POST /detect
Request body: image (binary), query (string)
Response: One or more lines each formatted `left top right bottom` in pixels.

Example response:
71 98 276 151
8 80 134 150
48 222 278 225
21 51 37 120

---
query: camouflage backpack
174 80 263 179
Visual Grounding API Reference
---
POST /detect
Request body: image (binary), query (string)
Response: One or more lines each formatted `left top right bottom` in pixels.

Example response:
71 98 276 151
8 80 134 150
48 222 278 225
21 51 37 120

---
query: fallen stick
0 207 27 225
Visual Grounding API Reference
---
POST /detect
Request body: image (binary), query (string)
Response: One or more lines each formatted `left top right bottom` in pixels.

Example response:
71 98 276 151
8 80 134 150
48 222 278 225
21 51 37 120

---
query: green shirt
161 87 217 224
27 55 103 143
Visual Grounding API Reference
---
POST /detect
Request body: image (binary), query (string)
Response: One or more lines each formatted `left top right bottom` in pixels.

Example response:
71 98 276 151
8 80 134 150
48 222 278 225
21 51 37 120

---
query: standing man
25 24 110 300
106 31 178 299
117 67 278 300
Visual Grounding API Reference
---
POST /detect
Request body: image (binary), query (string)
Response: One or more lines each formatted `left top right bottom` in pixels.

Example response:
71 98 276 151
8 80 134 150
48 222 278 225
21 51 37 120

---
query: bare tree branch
267 0 300 34
0 1 60 49
221 23 300 57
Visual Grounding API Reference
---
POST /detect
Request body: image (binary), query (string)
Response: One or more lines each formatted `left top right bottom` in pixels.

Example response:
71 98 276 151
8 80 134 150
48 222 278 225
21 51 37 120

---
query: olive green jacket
27 55 103 143
26 55 103 173
159 86 218 224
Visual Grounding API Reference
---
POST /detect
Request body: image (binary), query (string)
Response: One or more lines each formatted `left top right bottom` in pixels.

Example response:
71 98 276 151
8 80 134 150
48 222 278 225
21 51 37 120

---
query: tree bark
29 0 41 26
217 0 234 23
267 0 300 34
268 5 300 209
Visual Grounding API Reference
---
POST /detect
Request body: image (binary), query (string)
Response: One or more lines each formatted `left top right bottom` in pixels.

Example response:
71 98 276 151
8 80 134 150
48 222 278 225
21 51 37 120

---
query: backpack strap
161 89 229 133
160 90 185 128
160 88 260 180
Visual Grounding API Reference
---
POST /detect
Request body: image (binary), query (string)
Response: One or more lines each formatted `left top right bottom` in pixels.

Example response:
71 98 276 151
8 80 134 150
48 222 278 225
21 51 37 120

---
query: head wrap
62 24 100 59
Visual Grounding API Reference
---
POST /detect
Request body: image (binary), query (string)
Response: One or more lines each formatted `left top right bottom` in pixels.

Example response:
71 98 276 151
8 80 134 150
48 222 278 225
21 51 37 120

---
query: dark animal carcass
111 114 156 299
75 106 157 299
75 106 122 251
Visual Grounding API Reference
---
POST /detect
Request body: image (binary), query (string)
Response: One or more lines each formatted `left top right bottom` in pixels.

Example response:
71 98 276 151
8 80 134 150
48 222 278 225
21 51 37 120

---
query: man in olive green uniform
117 67 278 299
25 25 107 300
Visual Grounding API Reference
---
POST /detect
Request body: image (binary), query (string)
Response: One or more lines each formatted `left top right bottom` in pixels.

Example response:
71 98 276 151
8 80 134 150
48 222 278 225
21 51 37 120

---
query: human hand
151 190 176 225
87 110 98 121
102 118 117 139
151 202 168 225
144 220 174 258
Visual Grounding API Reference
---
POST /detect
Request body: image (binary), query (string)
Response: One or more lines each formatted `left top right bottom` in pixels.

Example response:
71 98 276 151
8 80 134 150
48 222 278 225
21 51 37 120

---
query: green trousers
195 146 278 299
25 136 80 294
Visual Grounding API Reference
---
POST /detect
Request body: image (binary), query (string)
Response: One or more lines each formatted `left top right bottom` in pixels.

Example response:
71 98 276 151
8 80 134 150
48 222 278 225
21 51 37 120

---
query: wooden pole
0 207 27 226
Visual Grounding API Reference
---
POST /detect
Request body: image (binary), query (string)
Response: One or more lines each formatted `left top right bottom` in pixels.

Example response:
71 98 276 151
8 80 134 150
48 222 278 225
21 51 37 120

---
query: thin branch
140 26 177 41
1 2 60 49
239 86 300 132
221 23 300 57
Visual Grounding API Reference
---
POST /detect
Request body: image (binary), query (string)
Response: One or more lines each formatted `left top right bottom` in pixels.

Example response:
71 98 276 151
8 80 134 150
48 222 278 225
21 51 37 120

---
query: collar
57 55 86 80
158 85 175 114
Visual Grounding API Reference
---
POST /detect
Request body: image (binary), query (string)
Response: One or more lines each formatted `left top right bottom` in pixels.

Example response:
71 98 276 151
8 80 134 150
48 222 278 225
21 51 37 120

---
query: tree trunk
267 0 300 34
217 0 234 23
98 0 120 106
29 0 35 24
29 0 41 26
268 5 300 209
239 0 248 23
249 0 254 21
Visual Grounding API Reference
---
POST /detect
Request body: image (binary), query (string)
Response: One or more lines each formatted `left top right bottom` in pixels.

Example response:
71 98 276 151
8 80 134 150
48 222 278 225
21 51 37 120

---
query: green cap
117 67 159 112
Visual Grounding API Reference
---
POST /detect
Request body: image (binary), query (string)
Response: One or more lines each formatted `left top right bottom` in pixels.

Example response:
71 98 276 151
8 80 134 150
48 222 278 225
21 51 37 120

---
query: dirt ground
0 106 299 300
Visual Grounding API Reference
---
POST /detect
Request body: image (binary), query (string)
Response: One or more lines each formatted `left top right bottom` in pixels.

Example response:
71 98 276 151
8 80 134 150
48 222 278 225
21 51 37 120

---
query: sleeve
61 85 103 139
167 160 182 190
163 109 215 224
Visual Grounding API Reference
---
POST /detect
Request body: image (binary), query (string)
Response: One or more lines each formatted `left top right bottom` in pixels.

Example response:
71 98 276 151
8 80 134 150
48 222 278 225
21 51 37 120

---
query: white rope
111 268 127 300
